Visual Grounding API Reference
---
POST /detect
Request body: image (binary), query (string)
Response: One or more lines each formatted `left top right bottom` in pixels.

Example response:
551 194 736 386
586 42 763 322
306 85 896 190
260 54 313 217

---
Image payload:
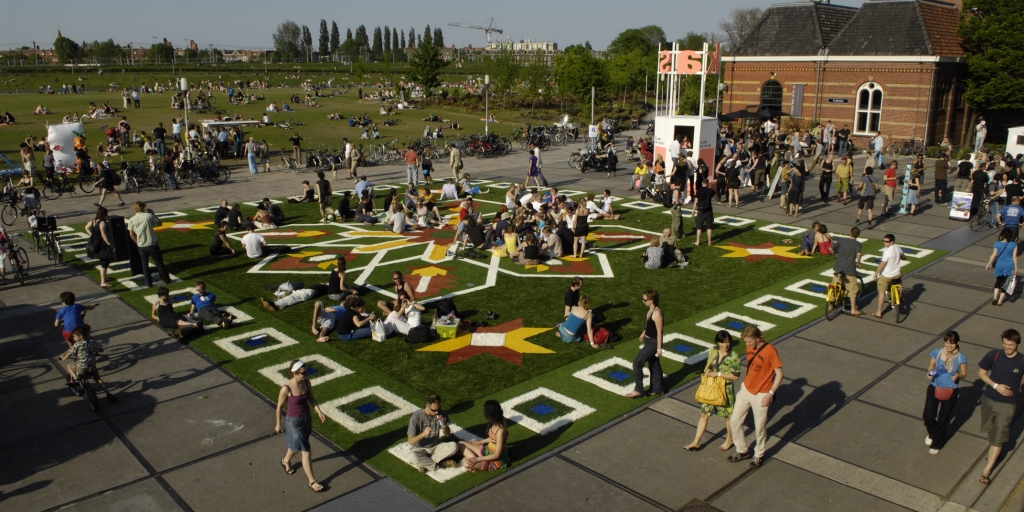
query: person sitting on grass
227 203 244 231
386 203 409 233
188 281 234 329
262 198 285 225
812 224 834 255
310 300 346 343
336 295 376 341
210 221 237 257
288 181 315 203
60 326 117 402
356 192 379 225
510 232 541 265
376 271 417 314
457 400 510 472
540 225 564 259
241 223 268 258
401 394 460 473
460 173 489 196
253 204 276 230
379 290 424 336
798 221 822 256
55 291 98 348
415 198 442 227
151 287 204 339
556 294 598 348
585 192 621 221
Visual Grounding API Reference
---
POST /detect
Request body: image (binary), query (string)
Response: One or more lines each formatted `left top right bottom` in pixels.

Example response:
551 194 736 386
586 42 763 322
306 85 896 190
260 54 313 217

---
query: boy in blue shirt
188 281 234 329
999 196 1023 242
55 292 99 348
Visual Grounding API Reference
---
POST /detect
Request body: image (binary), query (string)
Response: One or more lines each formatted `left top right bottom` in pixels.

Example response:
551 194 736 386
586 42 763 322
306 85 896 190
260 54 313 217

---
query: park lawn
56 184 944 504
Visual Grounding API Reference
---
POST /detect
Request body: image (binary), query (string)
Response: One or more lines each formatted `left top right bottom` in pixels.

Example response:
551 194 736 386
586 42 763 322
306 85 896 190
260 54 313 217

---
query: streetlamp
484 74 490 134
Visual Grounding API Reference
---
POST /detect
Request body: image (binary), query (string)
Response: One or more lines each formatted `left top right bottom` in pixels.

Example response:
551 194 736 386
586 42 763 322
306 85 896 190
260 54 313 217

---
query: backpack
435 297 458 317
406 324 432 344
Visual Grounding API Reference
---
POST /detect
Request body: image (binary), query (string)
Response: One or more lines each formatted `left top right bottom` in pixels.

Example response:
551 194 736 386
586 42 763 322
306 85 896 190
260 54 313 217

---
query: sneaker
925 436 932 446
929 448 939 455
727 452 750 463
750 456 764 468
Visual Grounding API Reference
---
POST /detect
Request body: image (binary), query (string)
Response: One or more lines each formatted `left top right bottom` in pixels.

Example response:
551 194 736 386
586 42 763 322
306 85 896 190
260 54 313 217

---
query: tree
607 26 666 57
522 52 552 116
720 7 763 53
53 35 84 63
346 28 353 41
272 21 302 62
301 25 313 61
486 45 522 109
319 19 330 58
384 26 392 55
355 25 369 49
960 0 1024 111
338 38 359 60
86 39 123 61
148 43 174 64
409 28 448 96
401 30 406 50
609 48 650 107
434 27 444 48
417 34 423 47
585 41 593 51
372 26 383 60
677 31 718 51
330 21 340 53
552 45 609 118
392 30 399 56
408 27 416 48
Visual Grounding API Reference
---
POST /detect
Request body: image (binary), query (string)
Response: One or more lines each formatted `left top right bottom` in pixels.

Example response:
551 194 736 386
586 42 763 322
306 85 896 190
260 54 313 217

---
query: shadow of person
766 380 846 449
901 283 926 304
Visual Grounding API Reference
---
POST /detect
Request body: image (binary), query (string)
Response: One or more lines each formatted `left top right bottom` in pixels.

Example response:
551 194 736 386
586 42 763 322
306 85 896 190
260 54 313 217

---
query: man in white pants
401 395 459 472
729 324 783 468
975 117 987 154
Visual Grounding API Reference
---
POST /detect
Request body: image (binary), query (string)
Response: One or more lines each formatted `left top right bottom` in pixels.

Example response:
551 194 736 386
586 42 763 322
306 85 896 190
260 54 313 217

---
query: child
798 222 822 256
812 223 834 255
60 326 117 402
151 287 204 339
55 292 98 348
421 155 434 185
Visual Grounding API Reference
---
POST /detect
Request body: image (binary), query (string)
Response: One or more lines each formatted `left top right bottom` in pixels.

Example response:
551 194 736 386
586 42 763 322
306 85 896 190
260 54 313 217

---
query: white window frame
854 82 883 135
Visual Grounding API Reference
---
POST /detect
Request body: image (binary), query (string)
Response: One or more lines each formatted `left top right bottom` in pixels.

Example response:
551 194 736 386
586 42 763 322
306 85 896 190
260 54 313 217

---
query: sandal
624 391 644 399
282 461 295 475
980 474 991 485
309 481 324 492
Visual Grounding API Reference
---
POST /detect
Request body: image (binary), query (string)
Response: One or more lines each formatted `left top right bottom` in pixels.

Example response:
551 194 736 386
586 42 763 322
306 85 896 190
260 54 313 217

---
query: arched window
759 80 783 110
855 82 883 134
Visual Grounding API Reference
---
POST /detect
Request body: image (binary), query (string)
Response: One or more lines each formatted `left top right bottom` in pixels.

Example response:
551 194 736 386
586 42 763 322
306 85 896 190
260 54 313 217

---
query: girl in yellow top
630 159 650 191
458 400 510 471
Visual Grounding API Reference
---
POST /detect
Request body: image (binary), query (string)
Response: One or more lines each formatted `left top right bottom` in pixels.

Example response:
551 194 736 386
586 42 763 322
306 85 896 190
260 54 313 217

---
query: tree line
273 20 446 62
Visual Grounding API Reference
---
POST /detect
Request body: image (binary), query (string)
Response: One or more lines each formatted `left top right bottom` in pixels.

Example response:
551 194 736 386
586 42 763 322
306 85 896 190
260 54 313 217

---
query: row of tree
52 35 219 64
273 20 446 62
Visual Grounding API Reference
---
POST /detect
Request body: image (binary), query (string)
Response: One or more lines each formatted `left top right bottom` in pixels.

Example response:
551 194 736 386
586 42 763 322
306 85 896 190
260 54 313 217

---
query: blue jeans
989 199 1002 226
873 150 884 167
165 172 179 190
248 154 259 174
338 327 371 341
155 139 166 158
407 165 419 186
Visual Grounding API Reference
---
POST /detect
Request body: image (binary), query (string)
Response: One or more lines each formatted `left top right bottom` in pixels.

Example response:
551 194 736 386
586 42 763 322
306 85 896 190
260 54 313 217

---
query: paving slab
79 298 153 333
777 336 896 393
109 381 273 472
55 477 185 512
928 315 1010 350
0 420 148 512
856 364 987 443
711 459 912 512
0 375 108 447
796 400 990 496
562 409 746 508
0 344 63 393
901 277 992 313
0 272 101 309
953 245 999 264
445 456 662 512
797 314 937 363
920 259 996 288
973 300 1024 323
859 301 964 336
162 435 375 511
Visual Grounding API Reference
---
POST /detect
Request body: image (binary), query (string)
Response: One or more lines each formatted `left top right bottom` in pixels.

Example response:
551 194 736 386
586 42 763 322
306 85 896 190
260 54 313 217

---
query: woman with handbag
923 331 968 455
84 207 116 288
985 228 1019 306
684 330 740 451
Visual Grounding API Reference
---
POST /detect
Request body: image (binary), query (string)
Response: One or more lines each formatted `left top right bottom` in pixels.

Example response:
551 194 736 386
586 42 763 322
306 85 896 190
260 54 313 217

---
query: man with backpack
93 164 125 208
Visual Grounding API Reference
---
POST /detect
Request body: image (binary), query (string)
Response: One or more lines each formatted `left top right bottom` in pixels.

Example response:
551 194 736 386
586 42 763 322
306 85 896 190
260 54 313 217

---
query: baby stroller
638 173 672 207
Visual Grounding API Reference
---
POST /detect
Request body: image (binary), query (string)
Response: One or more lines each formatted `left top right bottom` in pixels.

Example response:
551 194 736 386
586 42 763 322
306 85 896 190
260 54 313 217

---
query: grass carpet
56 184 943 504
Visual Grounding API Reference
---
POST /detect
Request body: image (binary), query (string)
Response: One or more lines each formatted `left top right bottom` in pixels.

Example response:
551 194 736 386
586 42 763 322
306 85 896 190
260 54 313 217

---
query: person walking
819 153 834 204
985 228 1019 306
245 137 259 175
84 207 116 288
684 330 740 451
729 325 783 468
977 329 1024 485
923 331 968 455
126 201 172 288
315 171 333 223
531 142 550 186
626 289 665 398
856 166 879 229
274 359 327 493
448 142 462 183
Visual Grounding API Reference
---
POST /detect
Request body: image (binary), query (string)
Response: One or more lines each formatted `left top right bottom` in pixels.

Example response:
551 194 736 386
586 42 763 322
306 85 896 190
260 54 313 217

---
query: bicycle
4 232 31 286
66 367 103 412
882 277 909 323
825 271 865 320
276 150 299 173
40 169 79 200
33 216 63 266
971 198 995 231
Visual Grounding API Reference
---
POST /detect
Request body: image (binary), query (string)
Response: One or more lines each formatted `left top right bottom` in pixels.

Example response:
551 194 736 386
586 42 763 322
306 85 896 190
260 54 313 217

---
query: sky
1 0 868 51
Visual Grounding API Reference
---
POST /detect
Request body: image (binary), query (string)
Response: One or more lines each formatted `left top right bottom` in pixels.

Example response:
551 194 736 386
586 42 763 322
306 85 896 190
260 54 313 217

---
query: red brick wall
722 60 967 146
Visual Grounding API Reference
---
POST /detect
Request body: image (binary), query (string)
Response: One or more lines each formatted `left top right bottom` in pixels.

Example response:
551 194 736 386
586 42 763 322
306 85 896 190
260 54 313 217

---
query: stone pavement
2 124 1023 512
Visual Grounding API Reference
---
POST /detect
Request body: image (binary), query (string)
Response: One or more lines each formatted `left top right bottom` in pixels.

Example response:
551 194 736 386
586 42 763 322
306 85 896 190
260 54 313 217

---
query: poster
949 191 973 221
46 122 85 170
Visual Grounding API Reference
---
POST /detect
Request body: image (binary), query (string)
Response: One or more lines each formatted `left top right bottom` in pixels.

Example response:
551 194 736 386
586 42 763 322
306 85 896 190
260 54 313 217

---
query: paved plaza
2 125 1023 512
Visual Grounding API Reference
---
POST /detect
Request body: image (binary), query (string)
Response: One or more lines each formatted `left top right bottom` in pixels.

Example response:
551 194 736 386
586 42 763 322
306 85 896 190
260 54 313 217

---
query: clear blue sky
1 0 868 51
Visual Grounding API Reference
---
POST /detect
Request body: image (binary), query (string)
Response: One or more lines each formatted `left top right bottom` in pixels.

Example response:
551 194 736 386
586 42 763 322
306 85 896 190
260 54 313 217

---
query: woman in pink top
274 359 328 492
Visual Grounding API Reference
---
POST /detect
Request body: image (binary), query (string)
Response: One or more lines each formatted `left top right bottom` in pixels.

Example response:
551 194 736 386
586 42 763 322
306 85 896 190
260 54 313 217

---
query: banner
950 191 973 221
46 122 85 170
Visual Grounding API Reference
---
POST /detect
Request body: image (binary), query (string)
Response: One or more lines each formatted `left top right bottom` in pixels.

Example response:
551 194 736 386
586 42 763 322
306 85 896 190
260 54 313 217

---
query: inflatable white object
47 122 85 169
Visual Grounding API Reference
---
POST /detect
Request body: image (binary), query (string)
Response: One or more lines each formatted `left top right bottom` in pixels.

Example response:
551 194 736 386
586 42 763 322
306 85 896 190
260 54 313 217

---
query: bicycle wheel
1 204 17 226
970 212 989 231
42 183 59 200
824 294 843 321
16 247 29 275
214 169 229 185
79 176 96 194
10 256 24 285
84 383 99 412
68 379 82 397
124 177 139 194
893 285 908 323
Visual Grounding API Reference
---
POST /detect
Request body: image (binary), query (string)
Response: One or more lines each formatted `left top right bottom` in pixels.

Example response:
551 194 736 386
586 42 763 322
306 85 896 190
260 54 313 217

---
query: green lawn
55 183 944 504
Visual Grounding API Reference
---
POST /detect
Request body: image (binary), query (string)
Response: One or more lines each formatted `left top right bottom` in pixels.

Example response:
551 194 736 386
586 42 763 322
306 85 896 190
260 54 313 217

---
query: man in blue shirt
354 176 374 201
188 281 234 328
998 196 1023 242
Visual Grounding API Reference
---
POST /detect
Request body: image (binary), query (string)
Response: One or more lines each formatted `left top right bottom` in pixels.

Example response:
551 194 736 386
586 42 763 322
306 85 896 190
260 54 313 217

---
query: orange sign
658 43 722 76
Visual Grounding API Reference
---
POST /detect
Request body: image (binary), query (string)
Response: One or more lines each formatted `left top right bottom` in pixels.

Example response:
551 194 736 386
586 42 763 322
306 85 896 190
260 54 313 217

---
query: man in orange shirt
882 160 898 216
405 146 421 187
728 325 783 468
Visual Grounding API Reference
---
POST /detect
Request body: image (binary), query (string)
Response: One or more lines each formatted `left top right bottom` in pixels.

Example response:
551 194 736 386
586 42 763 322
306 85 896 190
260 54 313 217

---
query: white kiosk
1006 125 1024 158
652 42 722 175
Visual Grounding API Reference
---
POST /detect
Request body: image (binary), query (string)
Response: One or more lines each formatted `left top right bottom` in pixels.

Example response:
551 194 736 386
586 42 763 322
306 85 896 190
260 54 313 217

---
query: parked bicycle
4 232 31 286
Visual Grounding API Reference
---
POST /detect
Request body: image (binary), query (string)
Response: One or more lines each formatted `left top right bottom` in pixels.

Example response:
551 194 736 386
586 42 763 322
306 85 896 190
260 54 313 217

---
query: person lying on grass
151 287 204 339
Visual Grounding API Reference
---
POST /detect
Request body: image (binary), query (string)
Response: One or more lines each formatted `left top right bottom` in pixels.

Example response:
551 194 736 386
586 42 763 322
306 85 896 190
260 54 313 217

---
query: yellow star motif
417 319 554 365
714 242 810 262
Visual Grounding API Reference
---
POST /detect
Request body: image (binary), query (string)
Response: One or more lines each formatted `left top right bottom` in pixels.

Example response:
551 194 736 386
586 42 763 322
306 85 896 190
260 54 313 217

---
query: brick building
721 0 969 147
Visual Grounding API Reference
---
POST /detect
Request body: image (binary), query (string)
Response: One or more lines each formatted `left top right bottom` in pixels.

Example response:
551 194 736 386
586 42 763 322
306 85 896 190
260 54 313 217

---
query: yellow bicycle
884 277 908 323
825 271 864 321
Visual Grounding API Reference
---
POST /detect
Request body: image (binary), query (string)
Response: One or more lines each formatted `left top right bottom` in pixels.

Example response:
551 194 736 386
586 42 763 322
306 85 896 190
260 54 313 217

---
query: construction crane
448 18 503 45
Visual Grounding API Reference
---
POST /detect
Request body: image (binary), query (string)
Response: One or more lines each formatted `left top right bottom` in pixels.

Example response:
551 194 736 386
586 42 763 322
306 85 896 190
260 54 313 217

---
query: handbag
370 319 387 342
1003 275 1017 296
695 349 728 407
934 386 954 401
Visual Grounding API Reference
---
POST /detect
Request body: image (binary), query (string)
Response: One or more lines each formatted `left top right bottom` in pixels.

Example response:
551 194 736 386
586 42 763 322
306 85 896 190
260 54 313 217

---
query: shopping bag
371 319 387 342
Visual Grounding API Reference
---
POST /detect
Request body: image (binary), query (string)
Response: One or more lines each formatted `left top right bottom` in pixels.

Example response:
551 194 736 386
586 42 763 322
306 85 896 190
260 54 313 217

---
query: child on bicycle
60 326 117 402
55 291 99 348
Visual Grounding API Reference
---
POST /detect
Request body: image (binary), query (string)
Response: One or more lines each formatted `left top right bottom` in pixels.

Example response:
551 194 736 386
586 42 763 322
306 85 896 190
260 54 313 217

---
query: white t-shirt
241 232 266 258
668 140 681 159
391 212 406 233
404 302 422 327
880 244 903 278
873 135 884 152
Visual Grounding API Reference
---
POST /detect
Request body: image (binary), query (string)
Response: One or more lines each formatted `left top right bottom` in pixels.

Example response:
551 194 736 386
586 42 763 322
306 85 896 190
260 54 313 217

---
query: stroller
637 173 672 207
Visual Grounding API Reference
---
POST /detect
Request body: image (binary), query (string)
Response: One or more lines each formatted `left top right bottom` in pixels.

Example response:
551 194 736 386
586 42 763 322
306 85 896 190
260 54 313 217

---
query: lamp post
181 78 191 161
484 74 490 134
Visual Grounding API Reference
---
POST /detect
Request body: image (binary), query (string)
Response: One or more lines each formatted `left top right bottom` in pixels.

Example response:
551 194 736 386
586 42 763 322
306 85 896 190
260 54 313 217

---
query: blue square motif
810 285 827 293
771 301 793 311
608 370 630 382
356 402 381 414
673 344 694 354
306 367 319 376
246 337 266 347
531 403 556 416
727 320 745 330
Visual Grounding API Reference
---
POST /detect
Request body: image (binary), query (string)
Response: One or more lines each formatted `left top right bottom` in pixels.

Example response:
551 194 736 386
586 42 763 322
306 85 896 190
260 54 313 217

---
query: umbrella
723 109 762 119
757 108 790 118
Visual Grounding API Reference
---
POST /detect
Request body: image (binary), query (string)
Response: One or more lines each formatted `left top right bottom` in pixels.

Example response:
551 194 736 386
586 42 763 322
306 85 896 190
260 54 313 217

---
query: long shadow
709 225 756 245
160 243 202 255
943 379 986 442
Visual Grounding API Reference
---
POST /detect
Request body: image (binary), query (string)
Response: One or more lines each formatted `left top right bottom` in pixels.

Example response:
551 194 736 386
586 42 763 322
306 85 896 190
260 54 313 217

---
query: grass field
43 177 945 504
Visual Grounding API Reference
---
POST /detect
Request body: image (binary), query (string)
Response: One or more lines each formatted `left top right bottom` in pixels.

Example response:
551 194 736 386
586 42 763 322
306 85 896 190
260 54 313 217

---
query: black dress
157 303 182 329
574 215 589 238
